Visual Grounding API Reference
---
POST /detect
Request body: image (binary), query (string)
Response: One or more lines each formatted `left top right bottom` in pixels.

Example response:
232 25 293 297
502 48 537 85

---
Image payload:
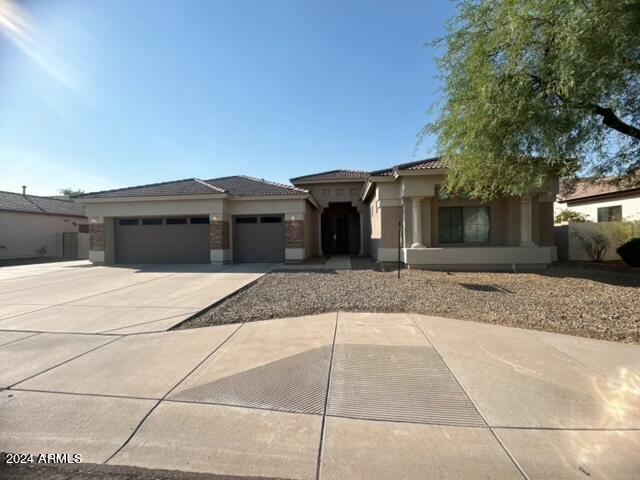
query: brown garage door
233 215 285 262
115 216 209 264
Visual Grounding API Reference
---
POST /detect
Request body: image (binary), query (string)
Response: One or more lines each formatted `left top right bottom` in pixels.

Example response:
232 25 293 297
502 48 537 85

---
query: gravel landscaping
177 262 640 344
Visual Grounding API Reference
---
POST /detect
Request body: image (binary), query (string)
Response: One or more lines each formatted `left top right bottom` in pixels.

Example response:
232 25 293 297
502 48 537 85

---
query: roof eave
292 177 367 185
395 168 447 177
77 193 229 203
0 208 86 218
560 187 640 204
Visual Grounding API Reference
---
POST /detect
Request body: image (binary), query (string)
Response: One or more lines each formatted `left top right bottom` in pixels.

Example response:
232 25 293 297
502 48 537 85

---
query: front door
322 214 348 254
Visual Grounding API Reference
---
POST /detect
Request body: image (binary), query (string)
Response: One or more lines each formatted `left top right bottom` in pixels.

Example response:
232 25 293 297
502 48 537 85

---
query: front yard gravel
177 266 640 344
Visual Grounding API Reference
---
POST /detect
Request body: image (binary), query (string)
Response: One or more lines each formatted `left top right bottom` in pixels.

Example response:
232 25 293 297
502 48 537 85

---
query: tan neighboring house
555 178 640 222
78 161 558 269
0 190 88 261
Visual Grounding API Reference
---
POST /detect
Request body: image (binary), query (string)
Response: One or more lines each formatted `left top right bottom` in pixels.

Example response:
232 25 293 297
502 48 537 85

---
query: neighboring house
0 190 89 261
78 161 557 269
555 178 640 222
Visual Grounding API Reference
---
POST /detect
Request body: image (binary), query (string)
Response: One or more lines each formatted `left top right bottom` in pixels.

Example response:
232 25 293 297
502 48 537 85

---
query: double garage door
115 216 210 264
115 214 285 264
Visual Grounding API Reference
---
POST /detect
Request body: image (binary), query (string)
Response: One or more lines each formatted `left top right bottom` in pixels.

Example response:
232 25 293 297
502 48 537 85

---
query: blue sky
0 0 453 195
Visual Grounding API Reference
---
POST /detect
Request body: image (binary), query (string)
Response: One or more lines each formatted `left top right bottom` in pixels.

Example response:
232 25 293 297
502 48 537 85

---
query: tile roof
290 169 369 183
0 191 86 217
558 178 640 202
79 176 306 199
77 178 225 199
369 158 444 176
205 176 307 196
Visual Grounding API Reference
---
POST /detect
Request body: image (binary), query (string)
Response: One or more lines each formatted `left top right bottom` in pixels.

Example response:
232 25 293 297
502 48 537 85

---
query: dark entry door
62 233 78 259
322 214 348 254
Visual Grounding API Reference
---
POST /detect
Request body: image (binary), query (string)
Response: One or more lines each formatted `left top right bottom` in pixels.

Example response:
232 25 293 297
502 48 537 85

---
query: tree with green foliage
425 0 640 201
554 210 588 224
58 188 85 197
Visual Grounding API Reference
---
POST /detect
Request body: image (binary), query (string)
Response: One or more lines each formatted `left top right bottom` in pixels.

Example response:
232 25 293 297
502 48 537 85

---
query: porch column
519 196 536 247
357 206 366 255
422 197 432 247
411 197 425 248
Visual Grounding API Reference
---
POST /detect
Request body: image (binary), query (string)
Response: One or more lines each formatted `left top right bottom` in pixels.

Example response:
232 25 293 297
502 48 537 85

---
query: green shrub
617 237 640 267
554 210 588 224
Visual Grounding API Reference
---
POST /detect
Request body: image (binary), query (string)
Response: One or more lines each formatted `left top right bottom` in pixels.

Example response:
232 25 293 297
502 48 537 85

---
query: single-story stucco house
0 190 88 261
555 178 640 222
78 158 557 269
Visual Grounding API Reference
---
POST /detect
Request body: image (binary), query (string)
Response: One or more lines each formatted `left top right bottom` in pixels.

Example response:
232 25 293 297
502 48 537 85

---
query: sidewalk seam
7 335 124 389
409 314 530 480
102 322 245 465
525 330 621 387
315 310 339 480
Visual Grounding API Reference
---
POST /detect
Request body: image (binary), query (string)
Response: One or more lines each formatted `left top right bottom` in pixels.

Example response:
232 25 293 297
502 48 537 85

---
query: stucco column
423 197 432 247
411 197 425 248
357 206 366 255
519 196 536 247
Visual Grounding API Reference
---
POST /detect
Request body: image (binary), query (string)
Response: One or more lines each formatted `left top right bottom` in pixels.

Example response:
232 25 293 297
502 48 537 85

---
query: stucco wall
0 211 87 259
424 195 517 247
304 201 320 257
296 182 364 209
84 196 314 264
411 194 553 248
84 197 309 219
566 221 637 261
556 194 640 222
381 206 402 248
537 200 555 246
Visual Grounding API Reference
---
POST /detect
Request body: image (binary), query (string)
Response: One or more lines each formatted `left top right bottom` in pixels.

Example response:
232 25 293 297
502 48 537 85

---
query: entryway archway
321 202 360 255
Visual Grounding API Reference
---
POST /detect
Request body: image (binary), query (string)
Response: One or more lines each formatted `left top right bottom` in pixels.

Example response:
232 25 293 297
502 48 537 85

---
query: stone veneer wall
209 219 230 250
285 219 304 248
89 223 105 251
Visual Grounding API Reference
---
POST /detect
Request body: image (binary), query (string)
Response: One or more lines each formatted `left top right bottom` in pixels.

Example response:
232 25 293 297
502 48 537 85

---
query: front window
438 207 490 244
597 205 622 222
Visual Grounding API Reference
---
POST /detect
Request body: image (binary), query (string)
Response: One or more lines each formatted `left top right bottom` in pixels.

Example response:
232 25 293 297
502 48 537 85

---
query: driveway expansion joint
315 311 339 480
409 314 530 480
0 332 40 347
525 330 623 387
7 335 124 389
103 322 246 465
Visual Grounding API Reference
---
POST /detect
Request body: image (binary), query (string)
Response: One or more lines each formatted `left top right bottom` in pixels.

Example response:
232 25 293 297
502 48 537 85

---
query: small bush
617 237 640 267
574 227 612 262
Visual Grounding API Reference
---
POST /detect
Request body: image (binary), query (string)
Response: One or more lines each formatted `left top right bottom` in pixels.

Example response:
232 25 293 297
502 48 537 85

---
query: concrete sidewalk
1 312 639 479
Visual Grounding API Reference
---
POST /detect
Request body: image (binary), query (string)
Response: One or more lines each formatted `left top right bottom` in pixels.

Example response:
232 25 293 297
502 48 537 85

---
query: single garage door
115 216 210 264
233 215 285 262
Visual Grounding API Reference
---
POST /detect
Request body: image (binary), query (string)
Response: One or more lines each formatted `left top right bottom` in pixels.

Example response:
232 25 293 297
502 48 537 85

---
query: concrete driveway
0 260 270 334
1 310 639 479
